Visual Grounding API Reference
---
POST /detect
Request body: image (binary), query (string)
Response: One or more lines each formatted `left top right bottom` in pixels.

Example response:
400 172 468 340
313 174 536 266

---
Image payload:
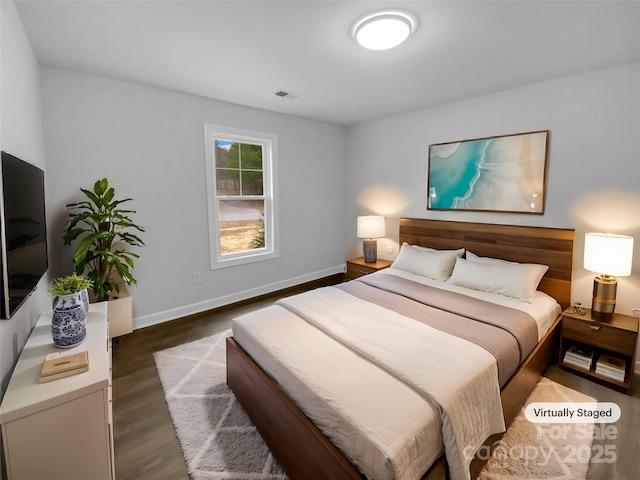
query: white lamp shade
583 232 634 276
357 216 385 239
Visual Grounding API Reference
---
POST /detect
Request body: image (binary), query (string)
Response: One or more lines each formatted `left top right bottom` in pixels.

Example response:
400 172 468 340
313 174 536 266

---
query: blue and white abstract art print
427 130 548 214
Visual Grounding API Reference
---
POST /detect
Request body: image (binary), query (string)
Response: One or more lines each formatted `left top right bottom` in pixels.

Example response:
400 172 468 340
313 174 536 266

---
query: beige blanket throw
342 274 539 386
278 287 506 480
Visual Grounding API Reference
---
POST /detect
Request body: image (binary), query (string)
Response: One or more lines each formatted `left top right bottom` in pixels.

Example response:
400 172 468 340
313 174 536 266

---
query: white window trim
204 124 279 269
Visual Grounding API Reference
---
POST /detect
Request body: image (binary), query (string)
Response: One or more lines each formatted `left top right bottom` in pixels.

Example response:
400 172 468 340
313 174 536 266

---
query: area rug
478 377 595 480
154 329 286 480
155 329 595 480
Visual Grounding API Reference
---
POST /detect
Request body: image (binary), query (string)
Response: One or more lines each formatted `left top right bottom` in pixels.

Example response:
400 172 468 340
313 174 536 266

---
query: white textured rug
478 377 595 480
154 329 286 480
155 329 595 480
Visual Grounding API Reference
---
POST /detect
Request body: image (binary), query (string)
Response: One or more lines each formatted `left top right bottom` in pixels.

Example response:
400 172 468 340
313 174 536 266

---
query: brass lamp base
363 239 378 263
591 275 617 322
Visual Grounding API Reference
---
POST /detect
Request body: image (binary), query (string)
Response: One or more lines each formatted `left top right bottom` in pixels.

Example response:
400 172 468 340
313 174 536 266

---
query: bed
226 219 574 480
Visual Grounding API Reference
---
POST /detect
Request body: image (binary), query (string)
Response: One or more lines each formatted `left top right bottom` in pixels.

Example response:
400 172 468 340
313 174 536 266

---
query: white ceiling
15 0 640 126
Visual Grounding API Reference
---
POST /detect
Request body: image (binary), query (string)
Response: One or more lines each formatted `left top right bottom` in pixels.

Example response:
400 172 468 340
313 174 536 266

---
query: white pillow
465 252 550 290
466 251 522 266
448 256 549 302
391 243 464 281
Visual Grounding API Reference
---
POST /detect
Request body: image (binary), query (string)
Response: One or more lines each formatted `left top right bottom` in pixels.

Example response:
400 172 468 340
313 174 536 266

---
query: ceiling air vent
274 90 299 100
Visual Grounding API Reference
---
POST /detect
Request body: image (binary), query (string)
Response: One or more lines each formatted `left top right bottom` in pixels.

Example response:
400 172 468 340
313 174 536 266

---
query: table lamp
357 216 385 263
583 232 634 321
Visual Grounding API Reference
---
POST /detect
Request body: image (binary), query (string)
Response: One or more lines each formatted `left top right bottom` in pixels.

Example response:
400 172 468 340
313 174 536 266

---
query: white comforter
278 287 506 480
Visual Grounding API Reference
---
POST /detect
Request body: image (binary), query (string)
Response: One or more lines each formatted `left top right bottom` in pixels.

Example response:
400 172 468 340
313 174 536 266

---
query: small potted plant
49 273 93 348
50 272 94 297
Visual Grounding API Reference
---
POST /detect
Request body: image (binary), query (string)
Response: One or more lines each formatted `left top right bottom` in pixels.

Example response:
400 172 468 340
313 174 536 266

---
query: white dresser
0 303 114 480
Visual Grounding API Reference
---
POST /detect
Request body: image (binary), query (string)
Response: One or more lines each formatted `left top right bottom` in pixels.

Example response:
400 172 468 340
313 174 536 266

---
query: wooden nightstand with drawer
346 257 392 280
559 307 638 394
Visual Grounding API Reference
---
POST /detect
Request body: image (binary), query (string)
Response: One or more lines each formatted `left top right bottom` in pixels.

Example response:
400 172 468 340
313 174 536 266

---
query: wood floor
112 279 640 480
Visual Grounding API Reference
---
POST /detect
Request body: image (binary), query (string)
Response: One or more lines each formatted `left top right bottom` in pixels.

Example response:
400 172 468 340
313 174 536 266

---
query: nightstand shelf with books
559 307 638 394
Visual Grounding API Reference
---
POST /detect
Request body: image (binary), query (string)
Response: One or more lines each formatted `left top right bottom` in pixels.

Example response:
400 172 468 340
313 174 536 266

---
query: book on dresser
595 354 626 382
564 344 594 370
39 350 90 383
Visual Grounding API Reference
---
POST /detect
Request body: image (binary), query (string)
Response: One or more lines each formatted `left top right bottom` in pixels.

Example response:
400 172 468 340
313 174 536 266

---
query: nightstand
346 257 392 280
559 307 638 394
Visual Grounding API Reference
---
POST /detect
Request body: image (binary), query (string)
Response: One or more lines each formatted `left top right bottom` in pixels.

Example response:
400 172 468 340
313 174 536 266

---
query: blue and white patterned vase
80 288 90 315
51 289 88 348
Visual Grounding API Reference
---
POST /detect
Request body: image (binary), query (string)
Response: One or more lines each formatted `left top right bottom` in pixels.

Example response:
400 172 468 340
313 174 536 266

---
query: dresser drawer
562 318 636 355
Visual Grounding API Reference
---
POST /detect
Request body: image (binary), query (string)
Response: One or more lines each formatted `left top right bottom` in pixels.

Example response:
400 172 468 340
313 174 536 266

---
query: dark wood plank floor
111 275 343 480
113 276 640 480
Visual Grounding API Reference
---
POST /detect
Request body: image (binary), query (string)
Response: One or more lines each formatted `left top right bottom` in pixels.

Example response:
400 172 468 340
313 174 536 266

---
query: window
204 124 278 269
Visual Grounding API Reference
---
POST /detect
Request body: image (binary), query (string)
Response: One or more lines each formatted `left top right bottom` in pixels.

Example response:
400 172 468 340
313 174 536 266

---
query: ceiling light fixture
353 11 417 51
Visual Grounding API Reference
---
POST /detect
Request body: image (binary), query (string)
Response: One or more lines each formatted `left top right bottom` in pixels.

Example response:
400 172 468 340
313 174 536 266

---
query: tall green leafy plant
62 178 145 302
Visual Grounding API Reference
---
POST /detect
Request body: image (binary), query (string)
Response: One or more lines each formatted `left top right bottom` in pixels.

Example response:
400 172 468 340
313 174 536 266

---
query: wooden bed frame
227 219 575 480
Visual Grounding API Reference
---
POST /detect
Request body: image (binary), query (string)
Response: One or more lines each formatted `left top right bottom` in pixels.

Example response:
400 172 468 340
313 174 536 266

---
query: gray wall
0 0 51 400
41 68 348 329
345 62 640 320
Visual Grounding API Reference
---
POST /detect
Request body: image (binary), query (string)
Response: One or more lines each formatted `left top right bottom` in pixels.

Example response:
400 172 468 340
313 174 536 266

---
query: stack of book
595 354 626 382
39 350 90 383
563 344 594 370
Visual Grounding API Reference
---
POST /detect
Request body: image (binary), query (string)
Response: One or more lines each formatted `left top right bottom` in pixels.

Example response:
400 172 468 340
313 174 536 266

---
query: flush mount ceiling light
353 11 417 50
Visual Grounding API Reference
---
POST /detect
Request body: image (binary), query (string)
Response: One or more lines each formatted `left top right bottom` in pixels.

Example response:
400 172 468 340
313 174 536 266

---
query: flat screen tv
0 151 48 318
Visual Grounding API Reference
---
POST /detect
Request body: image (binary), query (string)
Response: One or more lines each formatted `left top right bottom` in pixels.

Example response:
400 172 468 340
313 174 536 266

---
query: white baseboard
132 265 345 331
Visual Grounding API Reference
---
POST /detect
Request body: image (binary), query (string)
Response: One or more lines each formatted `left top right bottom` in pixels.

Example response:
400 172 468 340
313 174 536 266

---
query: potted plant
62 178 145 302
50 272 94 297
49 273 94 348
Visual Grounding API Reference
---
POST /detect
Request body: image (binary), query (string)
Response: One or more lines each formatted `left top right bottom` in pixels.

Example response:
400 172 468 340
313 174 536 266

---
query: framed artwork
427 130 549 214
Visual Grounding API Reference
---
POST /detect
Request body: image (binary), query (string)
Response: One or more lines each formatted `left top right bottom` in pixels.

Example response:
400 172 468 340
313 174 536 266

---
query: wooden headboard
399 218 575 310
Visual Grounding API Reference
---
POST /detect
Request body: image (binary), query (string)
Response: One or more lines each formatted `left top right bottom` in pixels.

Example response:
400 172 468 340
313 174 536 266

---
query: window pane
215 140 236 168
241 170 263 195
240 143 263 170
218 199 265 254
216 168 240 195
